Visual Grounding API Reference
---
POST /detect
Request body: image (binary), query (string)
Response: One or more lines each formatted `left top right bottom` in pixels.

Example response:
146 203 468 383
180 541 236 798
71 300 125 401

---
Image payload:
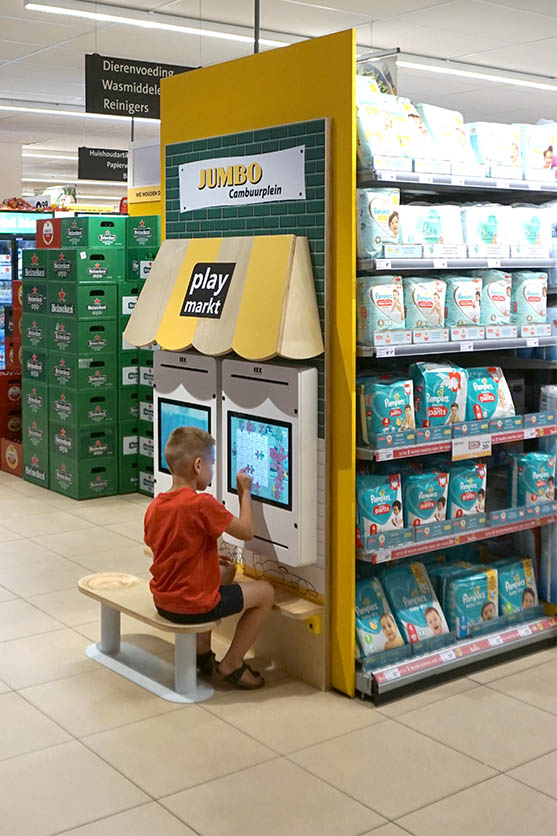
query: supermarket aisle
0 469 555 836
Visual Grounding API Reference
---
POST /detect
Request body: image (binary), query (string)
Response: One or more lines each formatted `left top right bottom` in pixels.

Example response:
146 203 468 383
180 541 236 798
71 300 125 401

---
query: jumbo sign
179 145 306 212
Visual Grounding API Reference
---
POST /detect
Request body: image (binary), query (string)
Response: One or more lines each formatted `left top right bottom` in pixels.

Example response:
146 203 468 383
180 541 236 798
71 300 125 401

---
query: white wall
0 143 22 198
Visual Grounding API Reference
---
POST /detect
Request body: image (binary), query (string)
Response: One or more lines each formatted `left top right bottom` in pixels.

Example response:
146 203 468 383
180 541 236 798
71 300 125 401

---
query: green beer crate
22 313 47 349
119 456 139 494
48 318 117 355
49 249 125 283
139 360 154 388
22 413 48 451
22 443 49 488
22 280 48 315
138 347 156 365
138 455 154 496
126 248 157 282
22 250 49 281
118 420 139 458
138 453 154 473
139 425 154 461
118 387 139 420
48 352 117 390
22 380 48 421
50 421 116 459
50 453 117 500
118 282 143 320
118 352 139 388
139 388 153 424
61 216 126 249
49 387 117 426
22 346 48 383
48 282 117 320
126 215 161 249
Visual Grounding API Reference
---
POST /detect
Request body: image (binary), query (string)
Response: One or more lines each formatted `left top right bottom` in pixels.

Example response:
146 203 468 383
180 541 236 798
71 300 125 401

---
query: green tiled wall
165 119 327 437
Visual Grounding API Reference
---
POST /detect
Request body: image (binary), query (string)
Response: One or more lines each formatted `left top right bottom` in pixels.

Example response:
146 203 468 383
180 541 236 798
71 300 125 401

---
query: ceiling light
397 60 557 92
22 177 124 185
77 194 119 200
0 102 155 122
25 0 289 48
22 152 78 160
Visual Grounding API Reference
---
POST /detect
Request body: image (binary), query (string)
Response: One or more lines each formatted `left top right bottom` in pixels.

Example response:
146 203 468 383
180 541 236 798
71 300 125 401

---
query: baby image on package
466 122 522 168
497 558 538 615
357 275 405 343
356 92 411 168
474 270 512 325
357 376 415 445
511 271 548 324
356 474 403 551
446 567 499 638
444 275 482 326
510 452 555 506
382 561 450 643
466 367 515 422
448 462 487 518
357 188 400 259
355 576 405 657
404 277 446 328
402 470 449 528
410 362 468 427
415 104 476 163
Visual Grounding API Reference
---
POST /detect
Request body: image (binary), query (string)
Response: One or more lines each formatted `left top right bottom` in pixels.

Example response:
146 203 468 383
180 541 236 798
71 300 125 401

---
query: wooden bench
78 573 218 704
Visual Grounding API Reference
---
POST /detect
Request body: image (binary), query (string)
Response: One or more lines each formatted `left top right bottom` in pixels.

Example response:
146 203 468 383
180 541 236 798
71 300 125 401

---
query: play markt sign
85 53 194 119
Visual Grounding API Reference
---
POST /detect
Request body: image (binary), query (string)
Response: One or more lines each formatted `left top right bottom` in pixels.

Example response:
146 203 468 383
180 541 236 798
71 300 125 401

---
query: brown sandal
216 661 265 689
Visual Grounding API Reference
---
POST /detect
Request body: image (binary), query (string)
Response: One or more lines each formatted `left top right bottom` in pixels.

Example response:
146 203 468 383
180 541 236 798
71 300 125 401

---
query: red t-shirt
144 487 233 614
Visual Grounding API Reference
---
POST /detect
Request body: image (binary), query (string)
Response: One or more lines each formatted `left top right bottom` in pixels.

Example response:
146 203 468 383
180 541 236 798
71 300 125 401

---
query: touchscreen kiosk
153 351 219 496
221 360 317 566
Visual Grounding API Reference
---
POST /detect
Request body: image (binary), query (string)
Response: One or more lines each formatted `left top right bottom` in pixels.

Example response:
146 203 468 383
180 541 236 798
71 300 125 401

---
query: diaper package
356 474 403 547
515 123 555 174
357 376 415 444
382 561 450 643
355 576 405 657
444 275 482 326
356 92 411 167
509 452 555 507
466 122 522 168
357 275 405 342
410 362 468 427
497 558 538 615
466 367 515 421
511 271 548 324
428 562 474 603
402 470 449 528
357 188 400 259
461 204 514 247
473 270 512 325
399 99 436 158
415 104 476 163
404 277 446 328
448 462 487 518
540 524 557 604
512 207 553 249
544 305 557 361
446 567 499 637
398 204 463 246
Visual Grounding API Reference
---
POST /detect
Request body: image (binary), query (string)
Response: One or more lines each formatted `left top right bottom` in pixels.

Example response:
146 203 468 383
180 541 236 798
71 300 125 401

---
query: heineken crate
118 387 139 420
22 413 48 451
119 353 139 387
118 282 143 319
49 249 125 283
138 453 154 473
139 361 154 388
22 280 48 315
22 443 48 488
48 352 117 390
139 388 153 423
50 387 117 427
22 380 48 421
22 347 48 383
48 282 117 320
22 313 47 349
138 466 154 496
126 248 158 282
61 216 126 249
119 420 139 458
22 250 49 281
139 426 154 460
50 421 116 459
138 347 156 366
120 326 137 353
119 456 139 494
48 318 117 355
126 215 161 249
50 453 117 500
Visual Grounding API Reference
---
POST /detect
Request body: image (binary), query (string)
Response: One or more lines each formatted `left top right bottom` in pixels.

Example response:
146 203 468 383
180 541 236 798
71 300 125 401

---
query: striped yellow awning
124 234 324 361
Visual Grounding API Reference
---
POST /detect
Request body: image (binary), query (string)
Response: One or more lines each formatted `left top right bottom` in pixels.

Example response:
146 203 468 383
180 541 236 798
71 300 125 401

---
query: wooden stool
78 573 219 704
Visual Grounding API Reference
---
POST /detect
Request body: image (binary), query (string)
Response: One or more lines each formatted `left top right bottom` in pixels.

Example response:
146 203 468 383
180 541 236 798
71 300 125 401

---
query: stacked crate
2 275 23 461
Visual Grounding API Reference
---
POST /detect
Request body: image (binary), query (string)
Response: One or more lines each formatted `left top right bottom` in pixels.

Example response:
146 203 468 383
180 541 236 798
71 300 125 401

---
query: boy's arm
225 471 254 541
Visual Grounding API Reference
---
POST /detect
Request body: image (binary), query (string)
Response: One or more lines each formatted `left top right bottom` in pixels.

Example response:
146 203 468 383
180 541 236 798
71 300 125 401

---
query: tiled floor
0 469 556 836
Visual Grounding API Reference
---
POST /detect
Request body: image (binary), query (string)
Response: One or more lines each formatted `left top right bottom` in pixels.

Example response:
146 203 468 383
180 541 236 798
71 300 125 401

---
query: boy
144 426 274 690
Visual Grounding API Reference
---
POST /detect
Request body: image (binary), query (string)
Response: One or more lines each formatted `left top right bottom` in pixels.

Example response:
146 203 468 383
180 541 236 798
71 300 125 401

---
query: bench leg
99 604 120 654
174 633 198 696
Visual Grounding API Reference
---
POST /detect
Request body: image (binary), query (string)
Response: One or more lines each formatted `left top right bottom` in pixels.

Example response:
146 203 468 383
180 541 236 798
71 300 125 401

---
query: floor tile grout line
466 647 557 686
372 679 481 720
503 769 557 804
0 624 69 646
482 679 557 719
50 800 202 836
498 745 557 775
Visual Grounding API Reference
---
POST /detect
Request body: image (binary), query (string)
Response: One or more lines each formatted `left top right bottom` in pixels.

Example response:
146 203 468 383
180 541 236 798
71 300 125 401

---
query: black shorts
156 583 244 624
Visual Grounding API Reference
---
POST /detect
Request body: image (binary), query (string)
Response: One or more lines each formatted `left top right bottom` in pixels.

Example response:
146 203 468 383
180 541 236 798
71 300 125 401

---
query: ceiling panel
368 19 509 58
0 39 43 61
459 37 557 76
261 0 454 18
485 0 557 15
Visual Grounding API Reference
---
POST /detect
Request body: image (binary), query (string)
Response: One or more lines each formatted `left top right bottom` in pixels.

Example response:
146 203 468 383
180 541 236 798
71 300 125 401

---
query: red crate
12 280 22 309
0 408 21 438
1 439 22 477
0 371 21 407
5 340 22 372
36 218 61 249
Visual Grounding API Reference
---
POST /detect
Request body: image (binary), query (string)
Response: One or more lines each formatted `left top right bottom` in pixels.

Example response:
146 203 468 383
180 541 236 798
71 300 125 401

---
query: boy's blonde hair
164 426 215 476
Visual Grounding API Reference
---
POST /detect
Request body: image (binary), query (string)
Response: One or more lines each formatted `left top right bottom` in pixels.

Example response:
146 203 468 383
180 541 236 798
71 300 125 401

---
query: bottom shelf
356 615 557 697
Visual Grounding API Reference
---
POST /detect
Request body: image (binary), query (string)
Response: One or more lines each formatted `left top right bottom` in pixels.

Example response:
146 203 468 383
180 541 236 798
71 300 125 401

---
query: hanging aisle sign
78 147 128 182
179 146 306 212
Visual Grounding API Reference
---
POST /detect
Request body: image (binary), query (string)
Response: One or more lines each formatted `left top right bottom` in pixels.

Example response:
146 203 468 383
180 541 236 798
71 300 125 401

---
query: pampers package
466 122 522 168
410 362 468 427
404 277 446 328
444 274 482 326
357 188 400 259
509 452 555 507
466 366 515 421
445 567 499 637
357 275 405 342
398 204 463 246
514 123 556 174
382 561 450 643
415 103 476 163
356 474 403 550
356 92 411 168
511 271 548 324
355 576 405 657
402 470 449 528
461 204 513 246
512 207 553 249
497 558 538 615
357 376 415 444
473 270 512 325
448 462 487 518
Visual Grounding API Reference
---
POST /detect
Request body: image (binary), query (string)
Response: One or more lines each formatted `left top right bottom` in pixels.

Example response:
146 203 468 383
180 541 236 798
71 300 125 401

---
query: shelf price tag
452 434 492 462
487 259 501 268
526 338 539 348
374 548 392 564
375 259 391 270
488 634 504 647
461 341 474 352
496 180 510 189
524 427 537 439
376 449 394 462
440 649 457 662
418 174 433 184
433 259 448 269
451 176 465 186
383 668 401 681
518 624 532 637
377 346 395 358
